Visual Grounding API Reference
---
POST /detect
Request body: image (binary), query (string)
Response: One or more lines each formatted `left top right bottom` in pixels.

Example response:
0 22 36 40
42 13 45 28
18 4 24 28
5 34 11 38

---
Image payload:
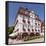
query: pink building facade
9 7 43 40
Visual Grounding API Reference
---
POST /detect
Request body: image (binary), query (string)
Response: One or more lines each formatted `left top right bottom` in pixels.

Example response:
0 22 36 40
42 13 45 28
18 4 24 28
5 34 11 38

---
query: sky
7 2 45 26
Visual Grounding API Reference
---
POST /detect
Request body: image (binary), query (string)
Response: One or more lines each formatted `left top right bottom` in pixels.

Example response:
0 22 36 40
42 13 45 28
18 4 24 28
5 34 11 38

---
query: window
17 29 19 31
16 20 18 24
23 19 26 23
17 20 18 22
35 23 37 25
38 30 40 31
15 29 19 32
28 21 30 24
35 29 37 31
32 29 34 32
38 24 40 25
23 28 26 31
28 28 30 31
19 9 25 15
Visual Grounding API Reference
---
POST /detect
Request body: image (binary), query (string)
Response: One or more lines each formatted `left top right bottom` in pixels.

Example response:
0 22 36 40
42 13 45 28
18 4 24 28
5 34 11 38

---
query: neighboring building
9 7 43 40
41 22 45 33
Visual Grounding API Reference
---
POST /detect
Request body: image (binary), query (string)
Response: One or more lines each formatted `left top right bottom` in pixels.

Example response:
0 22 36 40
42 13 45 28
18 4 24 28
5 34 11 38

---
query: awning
9 32 18 37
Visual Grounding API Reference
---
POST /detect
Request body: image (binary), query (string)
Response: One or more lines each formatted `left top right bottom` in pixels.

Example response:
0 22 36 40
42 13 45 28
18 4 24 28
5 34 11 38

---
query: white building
9 7 42 40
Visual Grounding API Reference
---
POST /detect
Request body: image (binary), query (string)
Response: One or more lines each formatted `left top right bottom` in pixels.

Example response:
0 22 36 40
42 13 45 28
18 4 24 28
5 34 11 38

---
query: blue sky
8 2 45 26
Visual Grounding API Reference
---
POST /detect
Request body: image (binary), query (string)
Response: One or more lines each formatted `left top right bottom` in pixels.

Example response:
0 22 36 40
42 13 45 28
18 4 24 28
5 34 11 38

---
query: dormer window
19 9 25 15
25 11 28 15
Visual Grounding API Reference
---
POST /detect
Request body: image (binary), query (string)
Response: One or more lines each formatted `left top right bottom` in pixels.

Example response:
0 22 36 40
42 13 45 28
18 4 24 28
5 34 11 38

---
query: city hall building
9 7 43 40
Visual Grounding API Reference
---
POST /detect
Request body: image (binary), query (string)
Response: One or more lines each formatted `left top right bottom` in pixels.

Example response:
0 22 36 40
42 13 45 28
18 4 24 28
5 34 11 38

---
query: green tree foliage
8 26 14 34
